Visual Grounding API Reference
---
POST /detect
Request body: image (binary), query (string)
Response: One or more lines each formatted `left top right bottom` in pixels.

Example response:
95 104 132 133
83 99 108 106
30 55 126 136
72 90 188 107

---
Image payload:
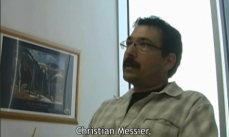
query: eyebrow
127 36 154 44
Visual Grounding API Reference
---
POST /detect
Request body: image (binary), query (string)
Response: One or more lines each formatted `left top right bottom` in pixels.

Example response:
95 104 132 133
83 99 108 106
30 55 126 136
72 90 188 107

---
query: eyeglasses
120 40 161 52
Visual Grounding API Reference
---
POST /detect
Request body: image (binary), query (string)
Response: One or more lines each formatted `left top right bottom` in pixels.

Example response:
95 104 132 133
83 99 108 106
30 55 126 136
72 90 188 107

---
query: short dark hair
133 15 183 78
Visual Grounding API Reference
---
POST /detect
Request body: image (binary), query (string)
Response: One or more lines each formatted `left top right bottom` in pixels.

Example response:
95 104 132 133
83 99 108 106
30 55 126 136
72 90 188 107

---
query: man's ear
164 53 176 71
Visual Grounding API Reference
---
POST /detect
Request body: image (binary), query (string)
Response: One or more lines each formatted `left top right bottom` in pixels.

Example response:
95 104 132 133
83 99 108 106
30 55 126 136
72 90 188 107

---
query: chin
123 74 137 83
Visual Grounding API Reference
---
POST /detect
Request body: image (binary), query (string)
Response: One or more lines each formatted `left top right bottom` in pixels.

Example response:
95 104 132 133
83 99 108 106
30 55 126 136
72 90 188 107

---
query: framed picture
0 27 80 124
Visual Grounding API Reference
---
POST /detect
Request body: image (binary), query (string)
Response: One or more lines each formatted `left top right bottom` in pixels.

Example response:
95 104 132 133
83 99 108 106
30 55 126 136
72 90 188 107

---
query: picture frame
0 27 81 124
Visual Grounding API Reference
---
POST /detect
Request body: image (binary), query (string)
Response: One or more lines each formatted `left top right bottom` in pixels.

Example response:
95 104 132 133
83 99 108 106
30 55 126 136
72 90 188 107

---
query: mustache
123 57 141 69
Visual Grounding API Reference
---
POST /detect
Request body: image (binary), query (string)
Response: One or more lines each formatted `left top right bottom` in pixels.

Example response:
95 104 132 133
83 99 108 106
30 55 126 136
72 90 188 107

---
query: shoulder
168 82 213 108
99 89 134 108
95 90 133 114
181 90 213 110
90 97 123 126
98 98 116 108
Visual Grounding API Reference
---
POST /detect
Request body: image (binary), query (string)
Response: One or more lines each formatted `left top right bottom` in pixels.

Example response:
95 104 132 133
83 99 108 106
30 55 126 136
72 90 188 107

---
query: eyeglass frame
119 39 161 52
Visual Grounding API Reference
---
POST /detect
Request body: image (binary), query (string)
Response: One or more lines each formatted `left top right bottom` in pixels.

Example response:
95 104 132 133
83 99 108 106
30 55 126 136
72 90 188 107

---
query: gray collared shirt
83 82 218 137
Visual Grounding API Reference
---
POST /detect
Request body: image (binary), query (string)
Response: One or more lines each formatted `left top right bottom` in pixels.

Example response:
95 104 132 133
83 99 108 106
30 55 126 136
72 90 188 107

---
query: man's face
122 25 169 85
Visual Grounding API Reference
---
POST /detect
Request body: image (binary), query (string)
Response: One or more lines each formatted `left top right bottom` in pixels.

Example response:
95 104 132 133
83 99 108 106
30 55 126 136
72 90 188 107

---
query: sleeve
82 100 108 137
87 111 96 128
178 104 218 137
82 108 98 137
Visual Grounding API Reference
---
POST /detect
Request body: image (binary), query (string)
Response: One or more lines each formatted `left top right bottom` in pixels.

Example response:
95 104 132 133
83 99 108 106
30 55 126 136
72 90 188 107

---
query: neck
133 79 168 93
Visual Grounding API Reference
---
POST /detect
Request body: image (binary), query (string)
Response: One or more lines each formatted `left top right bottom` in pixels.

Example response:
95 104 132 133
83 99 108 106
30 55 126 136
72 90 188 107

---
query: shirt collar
116 81 183 100
159 81 183 97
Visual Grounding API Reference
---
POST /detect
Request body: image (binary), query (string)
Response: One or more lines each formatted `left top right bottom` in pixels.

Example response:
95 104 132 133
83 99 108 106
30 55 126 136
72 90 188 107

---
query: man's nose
125 43 137 57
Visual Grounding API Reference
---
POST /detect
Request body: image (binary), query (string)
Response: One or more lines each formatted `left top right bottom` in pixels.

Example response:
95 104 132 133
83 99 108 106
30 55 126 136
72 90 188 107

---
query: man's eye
126 41 132 46
140 42 150 47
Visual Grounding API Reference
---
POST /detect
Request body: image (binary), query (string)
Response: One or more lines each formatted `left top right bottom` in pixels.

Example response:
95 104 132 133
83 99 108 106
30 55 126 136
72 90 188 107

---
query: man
82 16 218 137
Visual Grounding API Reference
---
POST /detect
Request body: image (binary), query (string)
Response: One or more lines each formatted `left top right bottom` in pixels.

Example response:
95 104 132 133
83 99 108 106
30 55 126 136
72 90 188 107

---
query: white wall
1 0 118 137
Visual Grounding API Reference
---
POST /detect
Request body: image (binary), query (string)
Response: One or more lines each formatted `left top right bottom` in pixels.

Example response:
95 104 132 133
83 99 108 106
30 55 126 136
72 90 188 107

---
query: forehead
128 25 162 46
